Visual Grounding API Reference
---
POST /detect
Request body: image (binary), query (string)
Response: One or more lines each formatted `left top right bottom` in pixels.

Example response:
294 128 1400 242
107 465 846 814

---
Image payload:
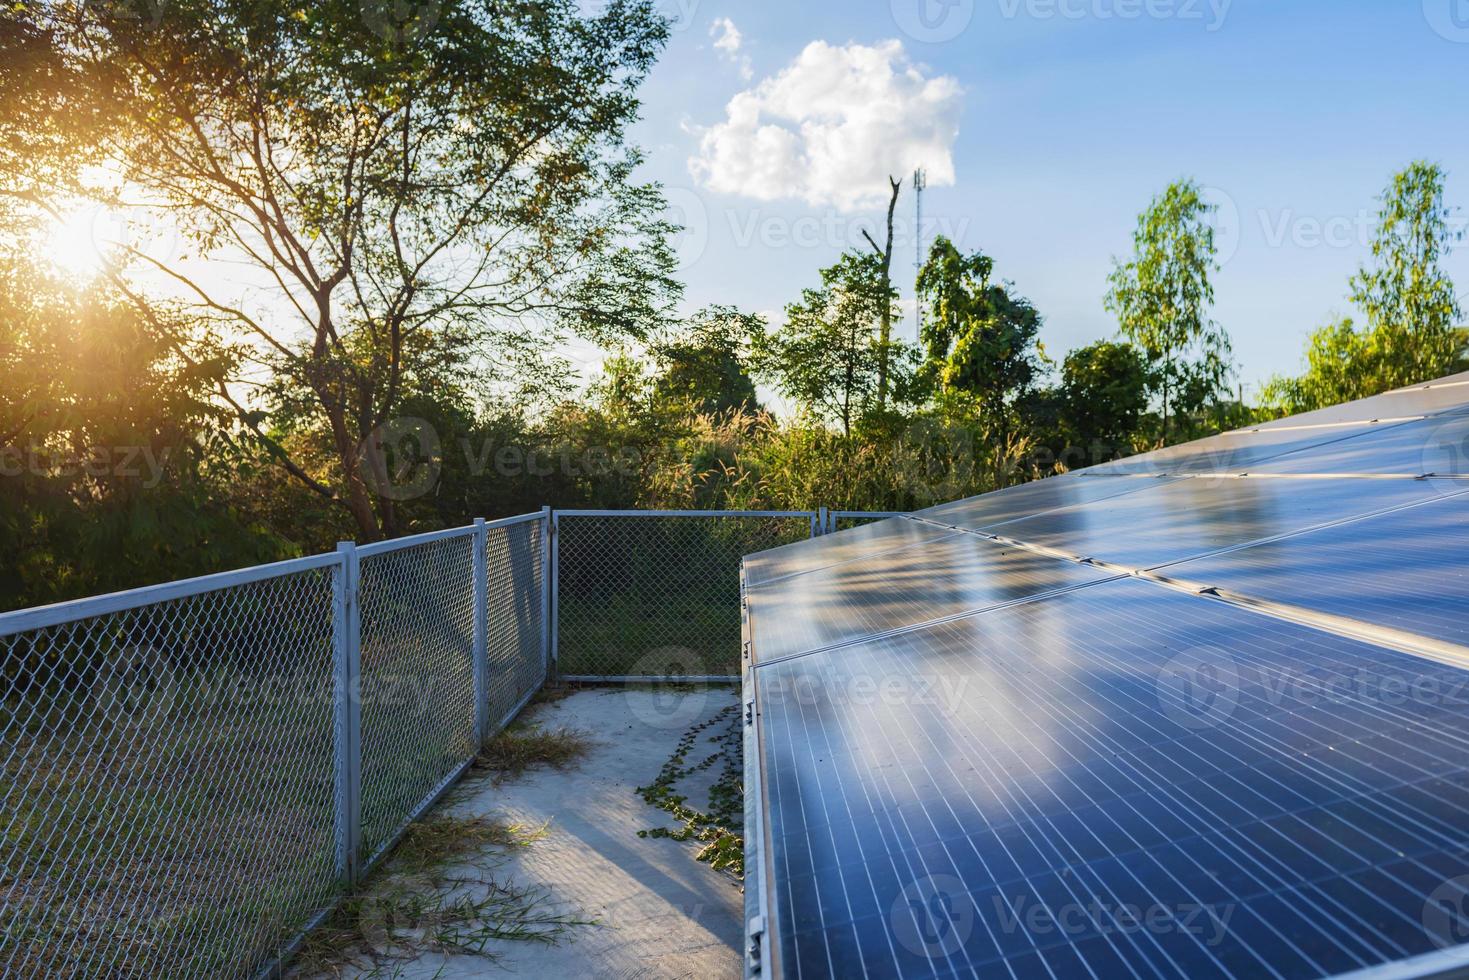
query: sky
620 0 1469 399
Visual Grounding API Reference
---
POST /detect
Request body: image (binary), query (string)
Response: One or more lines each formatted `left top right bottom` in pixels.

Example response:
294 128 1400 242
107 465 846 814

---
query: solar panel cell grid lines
743 374 1469 980
752 580 1469 980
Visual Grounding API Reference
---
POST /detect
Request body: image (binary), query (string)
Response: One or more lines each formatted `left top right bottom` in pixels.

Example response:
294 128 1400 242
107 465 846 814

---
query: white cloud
688 40 963 213
709 17 752 81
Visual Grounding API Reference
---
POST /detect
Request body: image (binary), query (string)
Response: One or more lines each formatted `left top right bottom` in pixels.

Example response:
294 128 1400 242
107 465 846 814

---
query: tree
860 176 902 410
0 254 287 610
916 236 1045 480
1349 161 1464 386
1056 340 1152 464
3 0 679 540
1262 162 1465 415
1105 179 1232 443
757 252 896 436
1259 317 1372 415
651 306 763 416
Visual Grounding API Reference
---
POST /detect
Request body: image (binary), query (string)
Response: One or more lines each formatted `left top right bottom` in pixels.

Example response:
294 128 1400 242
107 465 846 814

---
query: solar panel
745 532 1116 664
912 472 1169 531
743 516 955 587
1248 371 1469 431
975 475 1456 571
1079 419 1420 478
1250 413 1469 478
742 373 1469 980
751 579 1469 980
1165 493 1469 653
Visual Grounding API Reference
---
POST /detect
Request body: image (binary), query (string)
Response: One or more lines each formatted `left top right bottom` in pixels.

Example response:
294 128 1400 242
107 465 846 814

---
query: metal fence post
549 509 561 679
471 518 490 746
332 541 363 887
540 506 553 681
816 506 828 537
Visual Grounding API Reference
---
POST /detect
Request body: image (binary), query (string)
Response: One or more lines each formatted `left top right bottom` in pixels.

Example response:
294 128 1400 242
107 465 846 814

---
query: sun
40 207 122 278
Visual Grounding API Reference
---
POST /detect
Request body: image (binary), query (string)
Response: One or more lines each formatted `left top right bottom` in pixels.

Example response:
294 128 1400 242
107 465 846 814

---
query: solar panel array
741 372 1469 980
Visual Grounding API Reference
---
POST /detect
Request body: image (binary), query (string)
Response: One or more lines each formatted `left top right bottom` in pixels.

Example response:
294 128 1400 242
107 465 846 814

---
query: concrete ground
309 685 744 980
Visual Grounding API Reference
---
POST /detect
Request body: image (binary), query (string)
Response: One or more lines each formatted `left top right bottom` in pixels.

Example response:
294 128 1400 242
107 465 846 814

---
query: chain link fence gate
0 511 549 978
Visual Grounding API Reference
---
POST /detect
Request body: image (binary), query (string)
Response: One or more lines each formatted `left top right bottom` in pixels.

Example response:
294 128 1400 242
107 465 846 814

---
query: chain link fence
0 512 549 978
1 504 892 974
552 510 822 679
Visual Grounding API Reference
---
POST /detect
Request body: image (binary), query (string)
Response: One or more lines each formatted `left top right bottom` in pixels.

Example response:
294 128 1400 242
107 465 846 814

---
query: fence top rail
0 551 343 638
553 509 820 520
483 511 548 531
356 523 478 558
830 511 909 519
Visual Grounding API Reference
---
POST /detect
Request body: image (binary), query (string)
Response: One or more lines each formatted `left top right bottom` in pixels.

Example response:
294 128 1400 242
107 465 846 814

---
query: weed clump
635 703 744 877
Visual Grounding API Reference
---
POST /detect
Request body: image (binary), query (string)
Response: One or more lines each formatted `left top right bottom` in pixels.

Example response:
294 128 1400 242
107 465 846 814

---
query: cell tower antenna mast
913 167 927 333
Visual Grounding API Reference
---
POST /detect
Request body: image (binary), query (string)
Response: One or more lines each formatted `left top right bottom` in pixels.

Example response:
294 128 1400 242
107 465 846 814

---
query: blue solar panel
1078 420 1419 478
1248 373 1469 431
1250 413 1469 478
745 532 1116 663
750 579 1469 980
977 476 1457 571
913 472 1169 531
743 517 955 587
1165 493 1469 652
742 376 1469 980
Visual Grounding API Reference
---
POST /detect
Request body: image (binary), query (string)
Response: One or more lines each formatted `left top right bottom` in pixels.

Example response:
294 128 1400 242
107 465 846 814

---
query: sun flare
40 207 122 278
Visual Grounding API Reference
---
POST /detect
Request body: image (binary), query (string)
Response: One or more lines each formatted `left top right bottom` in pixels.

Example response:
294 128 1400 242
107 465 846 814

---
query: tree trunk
865 177 902 411
326 406 384 541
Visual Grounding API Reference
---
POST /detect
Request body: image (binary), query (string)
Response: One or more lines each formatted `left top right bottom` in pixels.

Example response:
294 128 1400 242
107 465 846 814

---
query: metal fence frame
0 505 898 976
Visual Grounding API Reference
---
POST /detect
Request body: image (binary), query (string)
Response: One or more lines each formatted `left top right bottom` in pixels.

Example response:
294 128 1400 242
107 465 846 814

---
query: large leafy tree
916 237 1045 476
1105 179 1232 442
1265 162 1464 414
0 255 286 610
1350 161 1464 385
1 0 678 539
1057 340 1151 464
757 252 897 437
651 306 763 416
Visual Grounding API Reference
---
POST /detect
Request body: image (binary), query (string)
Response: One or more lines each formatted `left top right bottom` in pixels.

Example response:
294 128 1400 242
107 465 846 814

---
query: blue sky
625 0 1469 397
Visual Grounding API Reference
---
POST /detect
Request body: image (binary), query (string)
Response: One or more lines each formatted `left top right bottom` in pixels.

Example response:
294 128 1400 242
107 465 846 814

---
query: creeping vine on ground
635 700 744 877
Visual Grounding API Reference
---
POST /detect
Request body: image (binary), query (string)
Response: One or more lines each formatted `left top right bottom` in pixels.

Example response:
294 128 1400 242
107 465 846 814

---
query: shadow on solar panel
740 372 1469 980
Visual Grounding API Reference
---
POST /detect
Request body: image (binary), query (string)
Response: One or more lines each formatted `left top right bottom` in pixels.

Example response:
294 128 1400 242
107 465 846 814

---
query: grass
293 815 592 977
471 725 595 785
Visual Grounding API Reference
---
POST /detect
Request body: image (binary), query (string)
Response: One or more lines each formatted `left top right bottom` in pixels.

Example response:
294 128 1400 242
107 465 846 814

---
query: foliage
0 257 289 611
1105 179 1233 441
1263 162 1465 415
650 306 763 416
3 0 679 540
916 237 1045 484
756 251 901 436
1056 340 1152 465
636 701 744 877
